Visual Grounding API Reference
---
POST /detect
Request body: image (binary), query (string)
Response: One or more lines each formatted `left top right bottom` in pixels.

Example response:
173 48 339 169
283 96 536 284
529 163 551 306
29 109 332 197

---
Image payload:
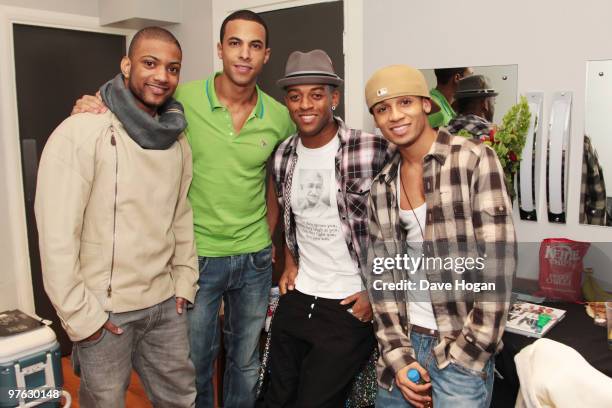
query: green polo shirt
428 88 456 128
174 73 295 257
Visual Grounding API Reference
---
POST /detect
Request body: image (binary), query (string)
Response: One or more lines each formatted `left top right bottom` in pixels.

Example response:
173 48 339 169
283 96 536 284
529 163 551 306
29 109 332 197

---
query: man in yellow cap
363 65 516 407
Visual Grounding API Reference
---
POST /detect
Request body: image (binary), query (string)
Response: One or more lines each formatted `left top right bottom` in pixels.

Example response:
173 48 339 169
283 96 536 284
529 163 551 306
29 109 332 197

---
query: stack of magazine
505 301 566 338
0 310 44 337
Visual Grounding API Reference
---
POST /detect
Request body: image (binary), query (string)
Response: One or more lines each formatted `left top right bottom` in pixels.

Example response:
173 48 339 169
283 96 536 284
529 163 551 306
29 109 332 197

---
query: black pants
263 290 376 408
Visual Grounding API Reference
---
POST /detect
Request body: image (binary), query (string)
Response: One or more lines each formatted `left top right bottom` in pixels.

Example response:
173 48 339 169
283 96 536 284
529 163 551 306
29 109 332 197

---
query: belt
410 324 439 337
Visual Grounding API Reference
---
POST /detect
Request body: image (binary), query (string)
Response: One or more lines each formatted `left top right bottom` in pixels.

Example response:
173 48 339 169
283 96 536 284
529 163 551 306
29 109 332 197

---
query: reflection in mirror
422 64 518 127
581 60 612 226
546 92 572 223
518 92 542 221
422 65 521 199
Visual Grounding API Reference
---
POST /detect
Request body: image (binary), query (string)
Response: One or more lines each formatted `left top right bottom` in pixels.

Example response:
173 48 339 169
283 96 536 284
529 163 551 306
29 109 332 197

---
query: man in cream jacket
35 27 198 407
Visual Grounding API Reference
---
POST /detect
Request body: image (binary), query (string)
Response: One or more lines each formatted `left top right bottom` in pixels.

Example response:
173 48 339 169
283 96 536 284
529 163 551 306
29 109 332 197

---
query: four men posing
36 9 515 408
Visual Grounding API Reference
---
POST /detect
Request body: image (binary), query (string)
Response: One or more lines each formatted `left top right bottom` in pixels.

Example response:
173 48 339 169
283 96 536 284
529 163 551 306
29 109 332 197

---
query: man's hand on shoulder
71 91 107 115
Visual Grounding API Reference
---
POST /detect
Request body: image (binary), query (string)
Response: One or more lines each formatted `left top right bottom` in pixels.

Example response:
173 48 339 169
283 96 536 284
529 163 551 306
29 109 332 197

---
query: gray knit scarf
100 74 187 150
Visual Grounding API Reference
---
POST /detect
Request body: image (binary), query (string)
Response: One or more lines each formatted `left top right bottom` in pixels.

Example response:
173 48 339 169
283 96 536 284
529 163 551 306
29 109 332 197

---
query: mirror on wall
421 64 518 127
421 65 523 200
581 60 612 226
546 92 571 223
518 92 543 221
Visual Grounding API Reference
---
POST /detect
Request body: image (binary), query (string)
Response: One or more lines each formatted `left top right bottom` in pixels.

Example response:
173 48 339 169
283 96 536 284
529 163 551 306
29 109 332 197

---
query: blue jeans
376 331 494 408
188 245 272 408
73 297 196 408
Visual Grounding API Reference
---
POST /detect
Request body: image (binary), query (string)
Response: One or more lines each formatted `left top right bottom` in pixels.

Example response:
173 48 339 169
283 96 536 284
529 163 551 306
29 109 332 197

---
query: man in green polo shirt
174 69 292 258
428 67 473 128
175 11 294 407
72 11 295 408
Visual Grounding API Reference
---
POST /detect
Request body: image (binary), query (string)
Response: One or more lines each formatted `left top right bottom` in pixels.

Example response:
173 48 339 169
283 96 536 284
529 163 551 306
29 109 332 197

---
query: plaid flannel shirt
272 117 393 276
447 113 495 140
366 129 516 389
579 135 607 225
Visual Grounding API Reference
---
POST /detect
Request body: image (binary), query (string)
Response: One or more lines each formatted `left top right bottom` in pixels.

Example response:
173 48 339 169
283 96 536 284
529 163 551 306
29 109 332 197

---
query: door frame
211 0 366 129
0 5 132 313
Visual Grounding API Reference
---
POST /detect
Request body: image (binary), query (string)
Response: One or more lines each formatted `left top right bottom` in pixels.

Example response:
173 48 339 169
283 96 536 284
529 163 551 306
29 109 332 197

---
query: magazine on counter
0 310 44 337
505 301 566 338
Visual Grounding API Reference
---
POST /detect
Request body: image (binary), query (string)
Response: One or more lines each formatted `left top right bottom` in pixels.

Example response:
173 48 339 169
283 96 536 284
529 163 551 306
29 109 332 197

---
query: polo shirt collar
205 72 265 119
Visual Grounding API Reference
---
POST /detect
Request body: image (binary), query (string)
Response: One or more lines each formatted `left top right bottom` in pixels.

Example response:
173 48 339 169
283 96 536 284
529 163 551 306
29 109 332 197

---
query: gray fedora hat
455 74 498 99
276 49 343 89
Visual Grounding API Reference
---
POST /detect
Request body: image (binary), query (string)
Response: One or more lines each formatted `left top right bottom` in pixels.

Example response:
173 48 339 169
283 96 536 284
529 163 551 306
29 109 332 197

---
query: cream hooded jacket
35 111 198 341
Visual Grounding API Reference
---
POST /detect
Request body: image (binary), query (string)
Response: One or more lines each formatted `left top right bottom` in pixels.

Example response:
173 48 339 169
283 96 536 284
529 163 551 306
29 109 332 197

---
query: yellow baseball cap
365 65 430 110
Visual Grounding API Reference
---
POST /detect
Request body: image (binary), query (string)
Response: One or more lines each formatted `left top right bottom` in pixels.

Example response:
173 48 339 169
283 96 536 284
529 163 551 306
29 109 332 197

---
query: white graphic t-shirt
290 136 361 299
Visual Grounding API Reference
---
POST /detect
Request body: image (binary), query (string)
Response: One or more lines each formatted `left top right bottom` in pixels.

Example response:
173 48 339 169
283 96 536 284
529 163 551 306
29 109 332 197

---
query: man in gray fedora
446 74 499 140
262 49 392 407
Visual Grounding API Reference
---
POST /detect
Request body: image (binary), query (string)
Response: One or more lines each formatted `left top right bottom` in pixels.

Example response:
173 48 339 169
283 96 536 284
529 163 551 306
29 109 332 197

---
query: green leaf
487 96 530 200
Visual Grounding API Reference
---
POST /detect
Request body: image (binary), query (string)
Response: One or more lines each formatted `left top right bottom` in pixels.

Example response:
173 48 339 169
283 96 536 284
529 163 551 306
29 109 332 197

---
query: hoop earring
331 105 336 111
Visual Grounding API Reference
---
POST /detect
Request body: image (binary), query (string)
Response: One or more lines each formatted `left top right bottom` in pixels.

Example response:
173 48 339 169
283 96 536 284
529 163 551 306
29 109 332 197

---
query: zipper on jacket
108 126 118 298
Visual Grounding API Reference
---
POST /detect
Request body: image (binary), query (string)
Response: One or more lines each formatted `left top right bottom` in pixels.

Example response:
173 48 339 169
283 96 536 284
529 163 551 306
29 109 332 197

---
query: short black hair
220 9 269 47
128 26 181 58
434 67 468 85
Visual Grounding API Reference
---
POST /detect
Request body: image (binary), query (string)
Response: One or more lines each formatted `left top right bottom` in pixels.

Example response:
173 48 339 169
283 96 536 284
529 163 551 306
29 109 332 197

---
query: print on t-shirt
295 169 340 242
290 137 361 298
296 169 332 217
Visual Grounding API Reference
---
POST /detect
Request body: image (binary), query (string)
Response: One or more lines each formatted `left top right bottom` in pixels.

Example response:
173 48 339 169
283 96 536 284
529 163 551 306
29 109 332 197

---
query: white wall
363 0 612 286
0 121 17 311
168 0 214 82
0 5 17 311
0 0 98 16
